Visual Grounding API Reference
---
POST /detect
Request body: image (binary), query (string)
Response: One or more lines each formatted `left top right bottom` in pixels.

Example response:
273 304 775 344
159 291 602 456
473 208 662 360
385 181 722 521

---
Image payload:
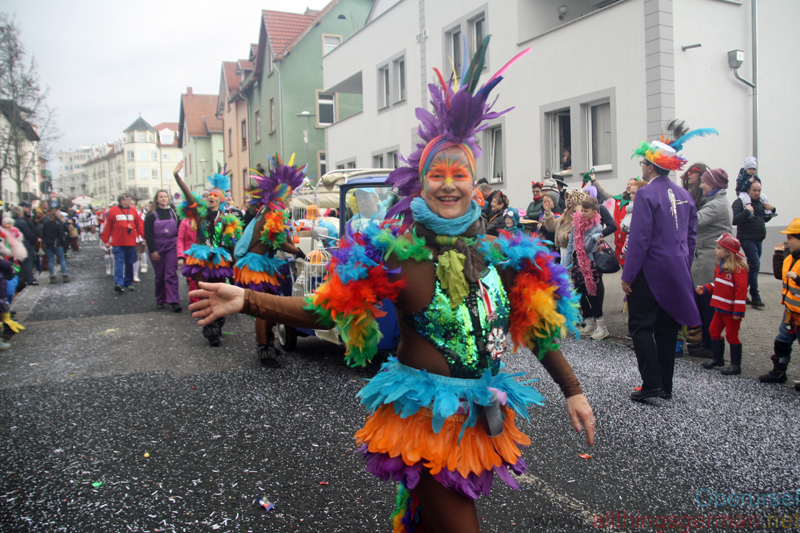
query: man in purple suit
623 137 702 401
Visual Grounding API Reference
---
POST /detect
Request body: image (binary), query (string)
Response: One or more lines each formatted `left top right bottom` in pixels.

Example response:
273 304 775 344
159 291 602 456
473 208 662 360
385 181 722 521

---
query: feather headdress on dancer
247 154 306 212
386 36 531 222
246 154 306 248
632 119 718 172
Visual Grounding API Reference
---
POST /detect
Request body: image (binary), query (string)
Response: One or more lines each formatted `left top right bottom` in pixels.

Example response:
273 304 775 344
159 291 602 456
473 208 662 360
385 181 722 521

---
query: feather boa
1 228 27 261
259 209 289 248
480 232 581 359
571 211 601 297
218 214 242 249
176 192 207 231
304 223 428 367
631 141 687 171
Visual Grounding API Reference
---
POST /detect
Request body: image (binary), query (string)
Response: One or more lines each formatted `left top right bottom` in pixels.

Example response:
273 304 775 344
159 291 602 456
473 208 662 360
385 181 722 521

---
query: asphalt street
1 241 799 532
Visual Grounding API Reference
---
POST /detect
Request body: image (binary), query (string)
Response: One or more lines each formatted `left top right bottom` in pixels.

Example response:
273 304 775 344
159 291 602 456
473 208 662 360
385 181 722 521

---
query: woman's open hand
188 282 246 325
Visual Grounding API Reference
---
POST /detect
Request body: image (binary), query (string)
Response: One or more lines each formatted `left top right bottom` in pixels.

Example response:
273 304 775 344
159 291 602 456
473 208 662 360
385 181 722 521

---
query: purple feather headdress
386 37 531 221
247 154 307 211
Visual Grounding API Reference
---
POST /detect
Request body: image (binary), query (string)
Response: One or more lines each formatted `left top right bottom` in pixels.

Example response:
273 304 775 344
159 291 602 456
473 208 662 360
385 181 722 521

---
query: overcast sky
4 0 333 178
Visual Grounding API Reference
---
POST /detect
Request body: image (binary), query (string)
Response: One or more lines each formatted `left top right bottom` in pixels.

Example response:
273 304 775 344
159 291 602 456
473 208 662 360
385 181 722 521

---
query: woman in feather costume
234 155 306 368
188 38 595 532
172 160 242 347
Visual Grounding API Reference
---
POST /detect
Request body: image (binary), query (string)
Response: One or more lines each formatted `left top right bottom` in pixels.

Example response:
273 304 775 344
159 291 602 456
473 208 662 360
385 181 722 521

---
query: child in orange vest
695 233 748 375
759 218 800 386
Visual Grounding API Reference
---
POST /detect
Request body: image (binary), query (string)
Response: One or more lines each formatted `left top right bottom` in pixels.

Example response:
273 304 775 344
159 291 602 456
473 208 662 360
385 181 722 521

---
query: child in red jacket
695 233 749 375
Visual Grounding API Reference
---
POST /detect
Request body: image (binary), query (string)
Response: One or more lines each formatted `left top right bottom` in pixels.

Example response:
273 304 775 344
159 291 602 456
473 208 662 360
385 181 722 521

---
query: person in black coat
40 210 70 282
483 192 509 236
732 179 777 308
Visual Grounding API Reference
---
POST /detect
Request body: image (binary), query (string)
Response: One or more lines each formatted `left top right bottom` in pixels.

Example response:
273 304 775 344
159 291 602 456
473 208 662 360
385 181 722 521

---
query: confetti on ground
578 454 592 459
92 482 102 488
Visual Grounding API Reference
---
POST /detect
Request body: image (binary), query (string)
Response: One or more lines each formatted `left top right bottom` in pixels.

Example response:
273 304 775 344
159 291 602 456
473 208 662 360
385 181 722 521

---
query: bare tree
0 13 60 203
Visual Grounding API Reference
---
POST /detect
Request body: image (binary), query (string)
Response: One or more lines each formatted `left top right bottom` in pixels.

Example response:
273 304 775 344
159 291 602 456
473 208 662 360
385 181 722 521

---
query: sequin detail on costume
403 266 508 378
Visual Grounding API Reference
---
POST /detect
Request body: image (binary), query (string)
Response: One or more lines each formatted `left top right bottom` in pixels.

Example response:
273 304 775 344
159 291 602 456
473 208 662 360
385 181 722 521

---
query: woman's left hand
565 394 596 445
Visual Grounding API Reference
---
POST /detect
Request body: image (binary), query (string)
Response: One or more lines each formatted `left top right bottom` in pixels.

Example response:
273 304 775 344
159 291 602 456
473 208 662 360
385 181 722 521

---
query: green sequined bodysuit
403 265 510 379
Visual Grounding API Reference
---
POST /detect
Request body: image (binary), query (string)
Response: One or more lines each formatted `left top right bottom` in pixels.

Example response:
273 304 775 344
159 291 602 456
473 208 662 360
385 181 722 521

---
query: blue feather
208 172 230 192
672 128 719 151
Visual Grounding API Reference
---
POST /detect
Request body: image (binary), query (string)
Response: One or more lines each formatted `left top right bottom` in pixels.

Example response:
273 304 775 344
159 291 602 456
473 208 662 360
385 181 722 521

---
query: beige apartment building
84 117 181 205
217 59 253 206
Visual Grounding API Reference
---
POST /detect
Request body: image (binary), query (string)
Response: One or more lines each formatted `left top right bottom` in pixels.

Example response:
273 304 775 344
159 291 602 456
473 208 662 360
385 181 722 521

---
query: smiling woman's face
421 146 474 219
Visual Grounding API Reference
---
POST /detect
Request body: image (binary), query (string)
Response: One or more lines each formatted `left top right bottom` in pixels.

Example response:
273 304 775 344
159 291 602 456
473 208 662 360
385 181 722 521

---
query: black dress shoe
631 388 665 401
661 392 672 400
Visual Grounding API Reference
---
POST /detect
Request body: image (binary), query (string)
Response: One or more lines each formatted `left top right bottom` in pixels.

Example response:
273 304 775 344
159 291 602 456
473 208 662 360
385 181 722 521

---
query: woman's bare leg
414 470 480 533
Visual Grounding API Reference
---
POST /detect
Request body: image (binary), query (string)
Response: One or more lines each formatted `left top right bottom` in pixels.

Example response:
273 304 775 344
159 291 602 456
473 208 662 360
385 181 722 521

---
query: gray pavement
1 242 799 532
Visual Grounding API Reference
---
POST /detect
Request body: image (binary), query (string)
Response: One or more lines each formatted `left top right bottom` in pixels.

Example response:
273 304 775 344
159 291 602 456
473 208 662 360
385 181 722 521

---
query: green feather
464 35 492 94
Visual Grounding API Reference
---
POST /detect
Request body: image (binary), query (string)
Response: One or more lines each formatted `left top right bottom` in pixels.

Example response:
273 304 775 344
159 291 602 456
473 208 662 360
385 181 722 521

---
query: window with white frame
255 110 261 141
396 58 406 102
241 120 247 150
317 93 335 126
373 155 384 168
139 168 149 180
589 102 611 169
151 150 158 161
269 99 275 133
547 109 572 174
152 169 158 179
127 151 134 162
136 132 146 142
388 151 399 169
318 152 327 178
450 28 463 75
323 34 341 55
378 65 390 108
444 9 487 74
137 150 148 161
346 161 356 169
162 152 170 162
488 126 504 183
474 16 486 47
228 129 233 156
127 169 135 180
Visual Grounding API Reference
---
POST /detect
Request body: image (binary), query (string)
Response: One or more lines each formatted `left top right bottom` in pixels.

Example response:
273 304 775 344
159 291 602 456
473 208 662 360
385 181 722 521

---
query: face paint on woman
421 147 474 219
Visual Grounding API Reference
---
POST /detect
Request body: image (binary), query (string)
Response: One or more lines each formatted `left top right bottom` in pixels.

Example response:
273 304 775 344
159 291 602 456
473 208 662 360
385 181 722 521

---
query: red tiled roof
237 59 253 72
222 61 241 97
262 10 316 57
181 92 223 137
153 122 179 146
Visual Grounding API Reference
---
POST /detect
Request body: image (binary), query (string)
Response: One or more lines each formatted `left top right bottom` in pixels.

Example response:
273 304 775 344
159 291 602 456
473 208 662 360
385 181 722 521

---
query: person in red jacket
101 193 145 293
695 233 749 375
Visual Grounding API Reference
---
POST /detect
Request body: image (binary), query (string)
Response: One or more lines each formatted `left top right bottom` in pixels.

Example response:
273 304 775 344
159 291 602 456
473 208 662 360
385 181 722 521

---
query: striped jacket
701 264 748 316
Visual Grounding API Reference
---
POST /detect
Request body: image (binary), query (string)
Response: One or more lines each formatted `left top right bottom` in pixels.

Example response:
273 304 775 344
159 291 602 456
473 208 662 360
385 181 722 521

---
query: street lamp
295 111 315 169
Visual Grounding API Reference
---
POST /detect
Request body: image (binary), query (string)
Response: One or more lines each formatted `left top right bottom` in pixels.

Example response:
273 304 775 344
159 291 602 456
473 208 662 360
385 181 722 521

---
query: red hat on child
716 232 744 258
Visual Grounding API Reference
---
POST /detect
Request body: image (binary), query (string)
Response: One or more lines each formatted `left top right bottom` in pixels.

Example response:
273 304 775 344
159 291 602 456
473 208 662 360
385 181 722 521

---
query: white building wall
323 0 799 241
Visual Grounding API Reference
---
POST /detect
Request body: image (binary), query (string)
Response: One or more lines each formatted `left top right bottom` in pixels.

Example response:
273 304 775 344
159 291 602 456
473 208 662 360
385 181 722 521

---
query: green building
240 1 373 181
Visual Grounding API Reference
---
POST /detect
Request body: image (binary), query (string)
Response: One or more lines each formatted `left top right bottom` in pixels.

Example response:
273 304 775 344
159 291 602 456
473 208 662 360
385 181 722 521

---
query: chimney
187 86 193 96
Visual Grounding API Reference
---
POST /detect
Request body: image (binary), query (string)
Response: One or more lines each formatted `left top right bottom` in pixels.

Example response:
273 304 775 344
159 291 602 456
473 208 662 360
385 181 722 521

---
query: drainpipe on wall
273 63 284 159
751 0 758 160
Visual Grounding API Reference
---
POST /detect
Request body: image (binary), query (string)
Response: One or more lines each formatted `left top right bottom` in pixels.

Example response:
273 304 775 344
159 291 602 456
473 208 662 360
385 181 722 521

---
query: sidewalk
598 270 793 385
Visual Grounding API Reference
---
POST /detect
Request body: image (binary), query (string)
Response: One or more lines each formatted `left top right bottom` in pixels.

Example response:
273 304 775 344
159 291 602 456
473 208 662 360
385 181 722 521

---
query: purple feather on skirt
182 263 235 280
359 445 528 500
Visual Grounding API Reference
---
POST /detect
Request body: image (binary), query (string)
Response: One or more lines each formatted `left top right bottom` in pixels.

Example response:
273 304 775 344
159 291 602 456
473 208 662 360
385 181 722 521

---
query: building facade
240 1 373 182
323 0 799 257
178 88 224 193
217 59 253 205
0 100 40 206
84 117 181 204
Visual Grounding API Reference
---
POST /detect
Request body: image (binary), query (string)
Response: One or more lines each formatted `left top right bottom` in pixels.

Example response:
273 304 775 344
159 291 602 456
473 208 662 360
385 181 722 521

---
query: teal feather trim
234 252 287 275
357 358 545 441
671 127 719 152
185 244 232 265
